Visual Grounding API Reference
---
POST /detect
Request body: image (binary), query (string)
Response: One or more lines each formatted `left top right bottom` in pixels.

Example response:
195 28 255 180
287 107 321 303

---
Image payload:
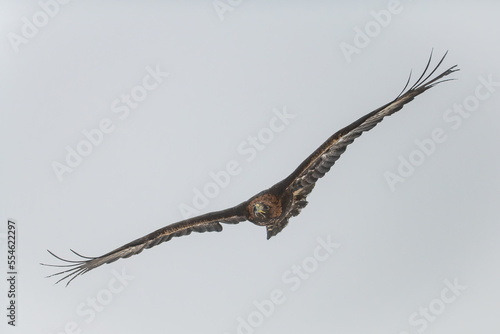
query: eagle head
248 192 285 225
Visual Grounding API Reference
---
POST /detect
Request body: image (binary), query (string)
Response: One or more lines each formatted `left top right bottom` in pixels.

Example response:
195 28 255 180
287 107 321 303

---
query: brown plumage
42 51 458 286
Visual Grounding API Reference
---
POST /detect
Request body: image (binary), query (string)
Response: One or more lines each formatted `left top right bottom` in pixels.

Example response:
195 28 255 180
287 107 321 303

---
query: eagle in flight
43 51 458 286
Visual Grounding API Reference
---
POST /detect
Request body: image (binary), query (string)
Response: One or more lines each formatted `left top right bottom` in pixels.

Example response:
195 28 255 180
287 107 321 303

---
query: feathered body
42 52 459 285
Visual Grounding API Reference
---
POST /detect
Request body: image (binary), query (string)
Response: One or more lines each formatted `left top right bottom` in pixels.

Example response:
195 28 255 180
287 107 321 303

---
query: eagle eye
253 203 270 218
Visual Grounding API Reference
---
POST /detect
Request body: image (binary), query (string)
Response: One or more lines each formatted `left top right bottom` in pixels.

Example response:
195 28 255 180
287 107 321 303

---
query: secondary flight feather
42 51 459 286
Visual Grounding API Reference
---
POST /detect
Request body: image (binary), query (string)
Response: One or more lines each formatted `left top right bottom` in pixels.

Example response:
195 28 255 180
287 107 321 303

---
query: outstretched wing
280 51 458 220
41 203 248 286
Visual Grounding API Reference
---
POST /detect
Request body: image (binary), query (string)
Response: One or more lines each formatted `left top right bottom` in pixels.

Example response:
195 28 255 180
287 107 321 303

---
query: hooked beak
255 204 267 217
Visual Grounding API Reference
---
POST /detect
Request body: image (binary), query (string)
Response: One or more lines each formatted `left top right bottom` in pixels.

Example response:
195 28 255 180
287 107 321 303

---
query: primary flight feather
42 51 458 286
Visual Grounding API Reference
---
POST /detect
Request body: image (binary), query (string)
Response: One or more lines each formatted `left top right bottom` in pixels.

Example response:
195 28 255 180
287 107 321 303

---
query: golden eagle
42 52 458 286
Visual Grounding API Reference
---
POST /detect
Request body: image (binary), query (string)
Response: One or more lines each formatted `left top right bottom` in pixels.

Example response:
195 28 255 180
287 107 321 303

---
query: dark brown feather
41 203 248 286
273 51 458 232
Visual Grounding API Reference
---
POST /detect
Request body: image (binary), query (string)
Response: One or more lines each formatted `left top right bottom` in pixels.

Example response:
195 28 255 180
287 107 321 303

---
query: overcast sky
1 1 500 333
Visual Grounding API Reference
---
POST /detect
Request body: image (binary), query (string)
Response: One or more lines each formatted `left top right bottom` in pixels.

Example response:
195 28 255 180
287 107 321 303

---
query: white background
1 1 499 333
